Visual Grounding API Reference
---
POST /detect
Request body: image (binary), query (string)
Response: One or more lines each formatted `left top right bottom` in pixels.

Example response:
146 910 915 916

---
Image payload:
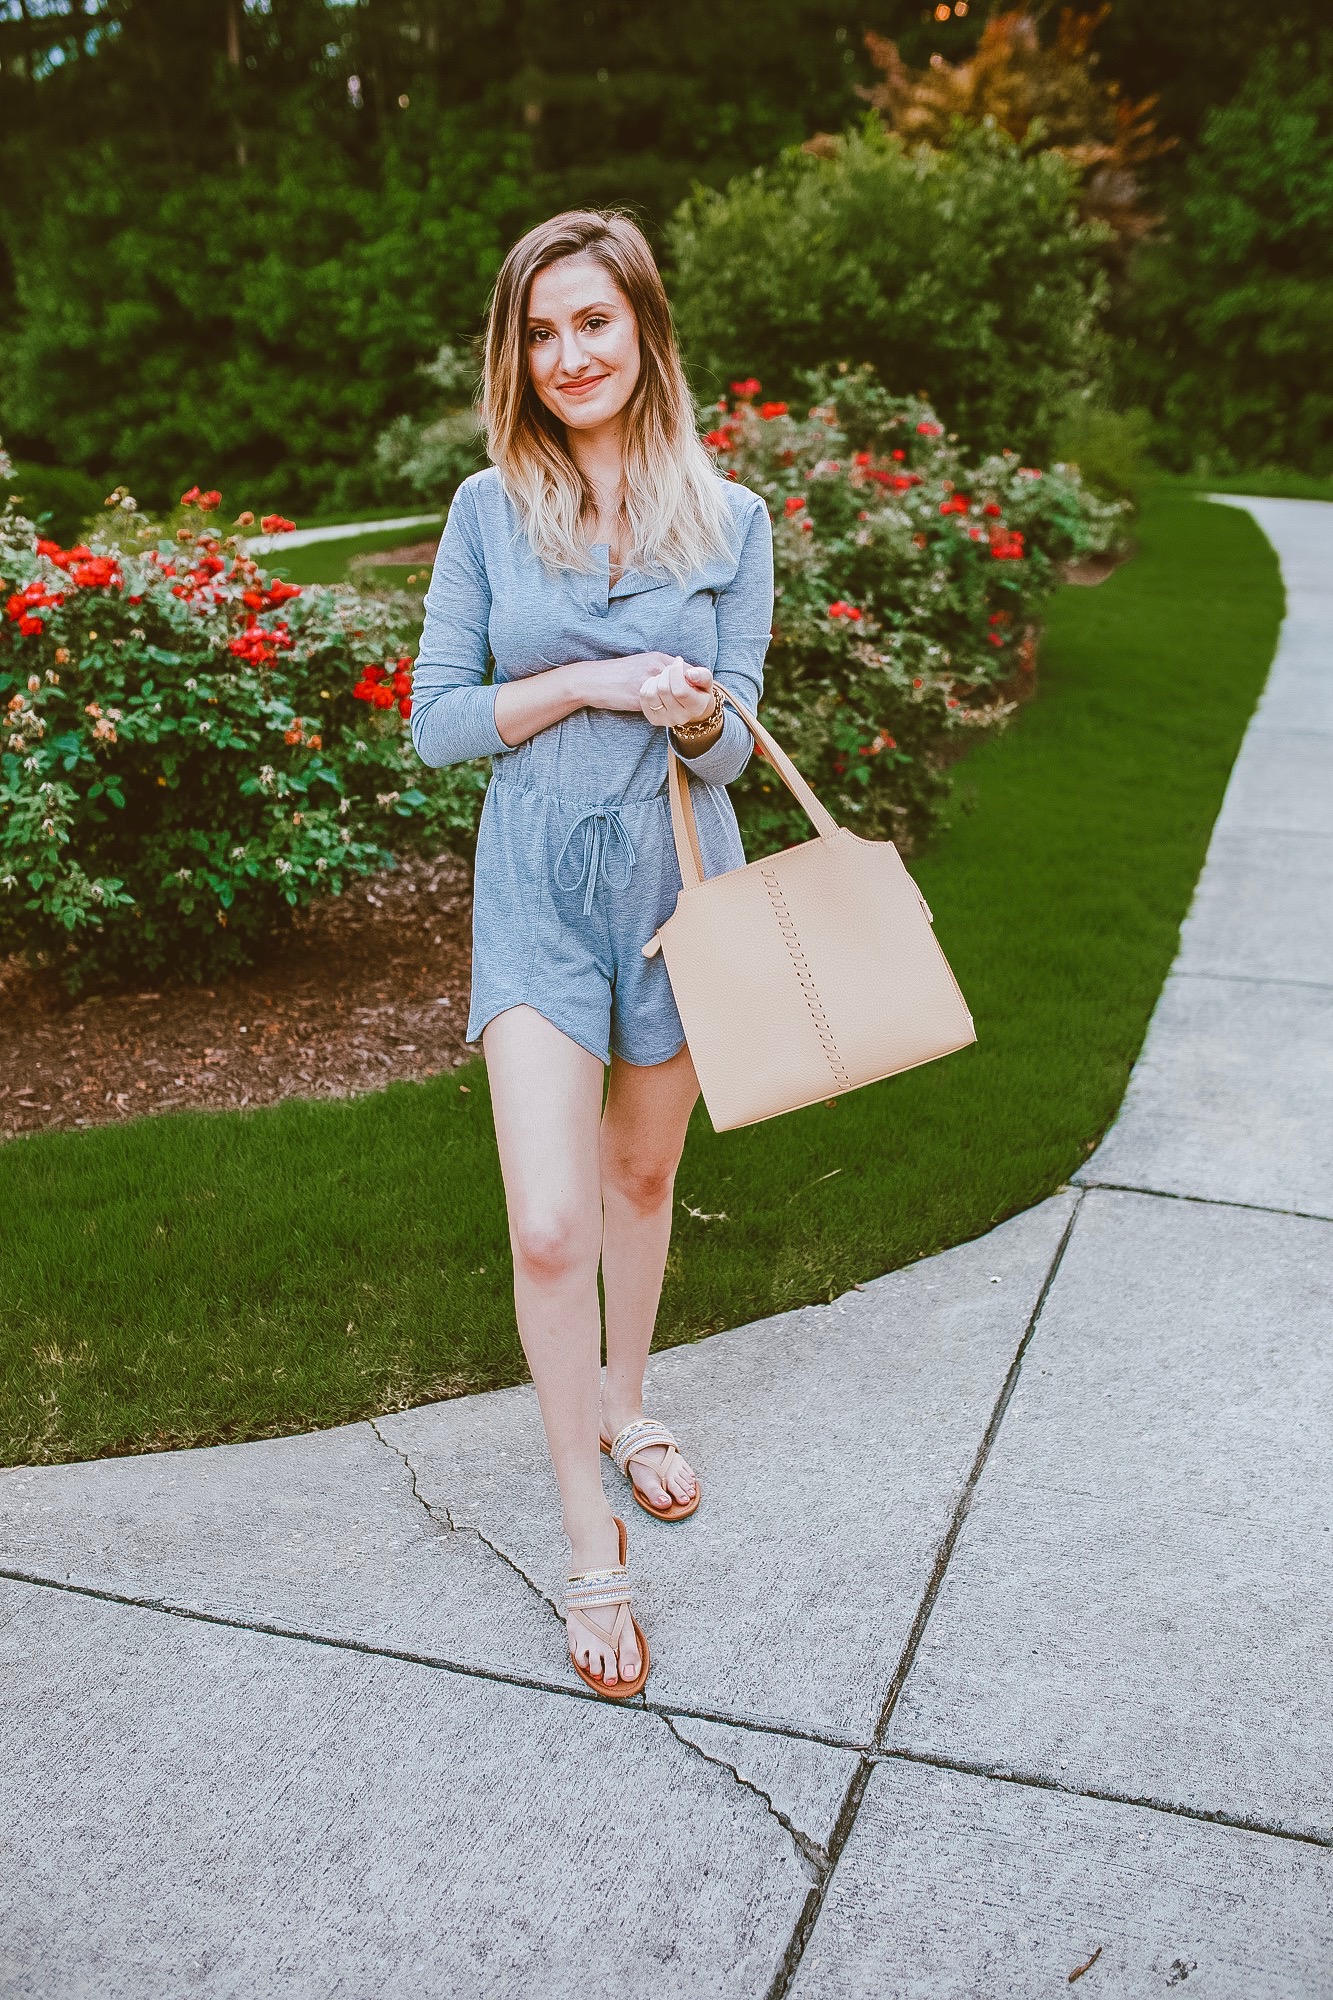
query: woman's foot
565 1507 643 1689
600 1404 698 1514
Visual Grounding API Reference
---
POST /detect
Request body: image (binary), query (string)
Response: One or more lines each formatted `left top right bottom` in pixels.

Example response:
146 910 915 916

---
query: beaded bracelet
670 684 724 750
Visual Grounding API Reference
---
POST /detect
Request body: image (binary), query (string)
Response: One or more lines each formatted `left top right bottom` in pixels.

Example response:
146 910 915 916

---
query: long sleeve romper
411 466 775 1067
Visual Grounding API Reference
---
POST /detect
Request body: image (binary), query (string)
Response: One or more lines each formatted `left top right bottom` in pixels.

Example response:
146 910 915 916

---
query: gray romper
411 467 775 1066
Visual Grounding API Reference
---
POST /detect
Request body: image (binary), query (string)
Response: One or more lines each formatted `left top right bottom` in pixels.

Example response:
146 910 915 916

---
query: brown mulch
0 853 477 1144
350 538 440 570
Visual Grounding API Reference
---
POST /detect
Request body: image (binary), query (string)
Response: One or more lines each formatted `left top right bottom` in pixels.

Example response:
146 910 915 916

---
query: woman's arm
410 483 508 768
671 494 775 782
410 484 701 762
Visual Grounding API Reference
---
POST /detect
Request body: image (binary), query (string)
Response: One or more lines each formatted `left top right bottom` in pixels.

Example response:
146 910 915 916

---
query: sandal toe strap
565 1563 632 1617
609 1417 680 1478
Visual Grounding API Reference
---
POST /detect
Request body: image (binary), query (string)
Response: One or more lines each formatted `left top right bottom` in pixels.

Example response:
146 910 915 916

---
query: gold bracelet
670 685 724 747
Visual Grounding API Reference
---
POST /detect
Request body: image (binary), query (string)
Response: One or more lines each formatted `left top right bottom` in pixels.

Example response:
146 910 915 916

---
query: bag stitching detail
759 864 850 1090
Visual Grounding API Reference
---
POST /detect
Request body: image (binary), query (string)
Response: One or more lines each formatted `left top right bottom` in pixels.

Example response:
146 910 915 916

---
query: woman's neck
566 419 627 557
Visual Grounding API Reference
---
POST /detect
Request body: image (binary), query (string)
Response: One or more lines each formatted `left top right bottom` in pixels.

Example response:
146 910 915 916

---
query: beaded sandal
565 1514 650 1702
600 1417 701 1522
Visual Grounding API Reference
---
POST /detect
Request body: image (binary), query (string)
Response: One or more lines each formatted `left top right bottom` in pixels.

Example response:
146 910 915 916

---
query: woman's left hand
638 656 714 729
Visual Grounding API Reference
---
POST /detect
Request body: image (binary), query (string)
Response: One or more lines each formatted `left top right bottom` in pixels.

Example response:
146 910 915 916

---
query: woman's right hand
580 652 684 713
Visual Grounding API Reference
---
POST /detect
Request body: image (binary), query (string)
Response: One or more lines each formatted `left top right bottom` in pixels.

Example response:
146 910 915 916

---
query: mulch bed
0 852 476 1144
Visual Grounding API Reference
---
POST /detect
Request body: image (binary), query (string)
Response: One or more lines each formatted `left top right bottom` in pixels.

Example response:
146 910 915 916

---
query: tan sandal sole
600 1434 700 1521
568 1515 651 1702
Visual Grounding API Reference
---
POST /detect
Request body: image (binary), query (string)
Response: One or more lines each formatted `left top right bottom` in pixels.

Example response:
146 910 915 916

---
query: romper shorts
466 764 745 1067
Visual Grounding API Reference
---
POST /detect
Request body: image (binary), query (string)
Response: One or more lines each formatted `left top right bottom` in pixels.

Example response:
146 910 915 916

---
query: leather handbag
642 688 976 1130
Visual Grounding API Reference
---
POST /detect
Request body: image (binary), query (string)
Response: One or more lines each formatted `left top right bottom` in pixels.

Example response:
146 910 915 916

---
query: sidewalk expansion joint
1171 967 1333 995
660 1715 825 1878
367 1418 562 1621
1076 1179 1333 1226
0 1561 871 1753
764 1192 1089 2000
874 1747 1333 1852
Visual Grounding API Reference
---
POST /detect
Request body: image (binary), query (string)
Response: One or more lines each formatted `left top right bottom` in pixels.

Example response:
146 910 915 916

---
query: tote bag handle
667 687 839 891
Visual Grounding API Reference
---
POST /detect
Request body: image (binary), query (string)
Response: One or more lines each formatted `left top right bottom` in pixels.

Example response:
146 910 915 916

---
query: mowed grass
271 523 440 589
0 487 1282 1464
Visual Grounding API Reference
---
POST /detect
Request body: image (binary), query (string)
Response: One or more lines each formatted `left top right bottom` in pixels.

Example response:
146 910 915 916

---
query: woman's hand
637 656 715 729
578 652 712 721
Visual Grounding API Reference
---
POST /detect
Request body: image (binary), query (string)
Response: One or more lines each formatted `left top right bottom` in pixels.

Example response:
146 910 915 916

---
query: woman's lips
557 374 608 398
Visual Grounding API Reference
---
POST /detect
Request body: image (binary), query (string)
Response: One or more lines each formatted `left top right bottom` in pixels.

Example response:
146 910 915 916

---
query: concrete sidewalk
3 498 1330 1997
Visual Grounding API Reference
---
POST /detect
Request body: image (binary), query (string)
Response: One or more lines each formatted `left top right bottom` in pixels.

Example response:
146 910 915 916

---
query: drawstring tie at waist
554 805 637 916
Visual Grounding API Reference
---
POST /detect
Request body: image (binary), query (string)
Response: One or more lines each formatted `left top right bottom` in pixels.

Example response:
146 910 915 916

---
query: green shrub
709 369 1126 853
669 121 1109 463
0 478 482 992
1051 403 1153 504
2 462 106 547
374 342 488 508
1 121 524 514
1117 46 1333 475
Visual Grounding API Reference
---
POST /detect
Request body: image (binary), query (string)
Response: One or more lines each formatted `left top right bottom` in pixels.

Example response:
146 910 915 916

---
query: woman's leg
598 1041 702 1511
482 1004 639 1686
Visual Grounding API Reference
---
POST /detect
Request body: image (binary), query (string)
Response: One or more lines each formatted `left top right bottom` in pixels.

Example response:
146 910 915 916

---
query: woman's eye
582 316 608 332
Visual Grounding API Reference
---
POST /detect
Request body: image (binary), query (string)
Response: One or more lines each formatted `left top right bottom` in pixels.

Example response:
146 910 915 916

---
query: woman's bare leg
598 1041 701 1511
482 1005 639 1686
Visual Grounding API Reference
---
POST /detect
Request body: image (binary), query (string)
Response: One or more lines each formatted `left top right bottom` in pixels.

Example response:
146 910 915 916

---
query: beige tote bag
642 689 977 1130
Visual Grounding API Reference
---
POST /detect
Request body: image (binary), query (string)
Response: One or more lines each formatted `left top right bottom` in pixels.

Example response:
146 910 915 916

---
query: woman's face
526 253 641 436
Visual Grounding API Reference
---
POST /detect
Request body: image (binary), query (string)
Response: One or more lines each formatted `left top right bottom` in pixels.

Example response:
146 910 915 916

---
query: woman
411 210 774 1700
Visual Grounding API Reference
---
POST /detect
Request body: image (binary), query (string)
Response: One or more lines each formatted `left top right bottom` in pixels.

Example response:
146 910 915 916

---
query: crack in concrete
764 1195 1089 2000
367 1419 562 1621
661 1715 825 1879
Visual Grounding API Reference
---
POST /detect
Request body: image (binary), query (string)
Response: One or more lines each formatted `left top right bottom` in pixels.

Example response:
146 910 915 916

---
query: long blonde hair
482 210 734 581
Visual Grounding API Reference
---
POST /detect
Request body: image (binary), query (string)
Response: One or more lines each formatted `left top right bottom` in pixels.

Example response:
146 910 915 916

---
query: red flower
983 502 1002 517
200 491 222 512
362 664 385 684
939 495 969 516
35 538 61 558
372 687 395 709
265 579 302 606
261 514 296 534
988 632 1004 646
703 429 732 451
398 696 412 718
827 601 863 622
784 495 806 515
759 401 788 420
891 449 906 462
730 377 761 398
180 486 202 506
916 420 943 437
17 613 43 636
853 451 872 467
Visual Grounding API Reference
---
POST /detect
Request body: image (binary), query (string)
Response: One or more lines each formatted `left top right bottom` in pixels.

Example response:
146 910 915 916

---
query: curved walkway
4 499 1331 1996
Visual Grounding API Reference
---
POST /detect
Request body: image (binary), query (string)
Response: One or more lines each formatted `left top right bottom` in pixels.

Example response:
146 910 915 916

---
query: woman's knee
509 1204 600 1285
601 1148 677 1219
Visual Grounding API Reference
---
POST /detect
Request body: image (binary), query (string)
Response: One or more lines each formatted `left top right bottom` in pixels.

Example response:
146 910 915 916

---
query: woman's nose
559 331 589 375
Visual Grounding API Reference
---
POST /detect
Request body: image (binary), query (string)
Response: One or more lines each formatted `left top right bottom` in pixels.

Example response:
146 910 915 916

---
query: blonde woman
411 211 774 1700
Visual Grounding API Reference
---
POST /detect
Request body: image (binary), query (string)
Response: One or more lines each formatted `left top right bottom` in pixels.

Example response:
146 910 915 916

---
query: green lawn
0 486 1283 1465
271 523 439 590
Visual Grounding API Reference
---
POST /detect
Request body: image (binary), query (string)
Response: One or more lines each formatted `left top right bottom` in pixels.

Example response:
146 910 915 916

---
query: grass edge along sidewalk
0 486 1283 1467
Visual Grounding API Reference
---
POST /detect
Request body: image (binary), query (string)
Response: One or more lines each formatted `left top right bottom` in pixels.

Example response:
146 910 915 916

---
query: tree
1116 46 1333 474
846 8 1172 261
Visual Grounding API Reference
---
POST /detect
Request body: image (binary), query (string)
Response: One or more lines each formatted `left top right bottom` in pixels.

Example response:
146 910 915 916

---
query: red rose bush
0 479 480 989
708 368 1126 852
